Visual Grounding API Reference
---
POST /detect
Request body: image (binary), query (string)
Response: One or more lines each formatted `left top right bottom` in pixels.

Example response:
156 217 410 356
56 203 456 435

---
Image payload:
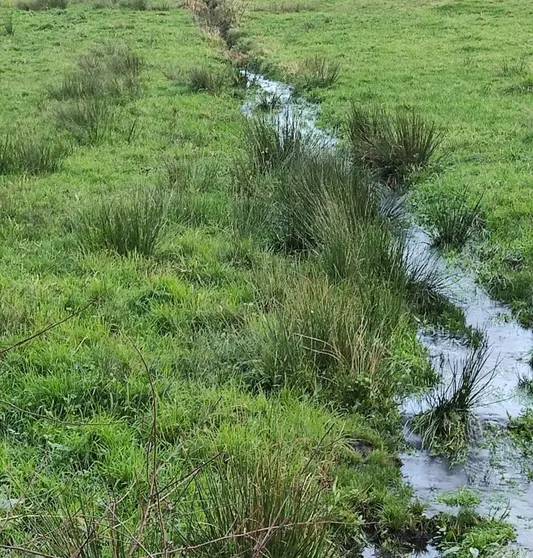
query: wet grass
411 344 498 459
240 0 533 326
346 103 442 187
0 1 447 554
429 194 484 250
433 488 516 557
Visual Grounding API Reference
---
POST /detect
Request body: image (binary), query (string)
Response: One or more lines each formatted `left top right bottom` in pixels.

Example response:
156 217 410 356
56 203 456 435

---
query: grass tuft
175 454 334 558
506 77 533 94
256 89 283 111
411 344 497 458
240 115 312 176
119 0 148 10
17 0 67 9
48 43 143 100
256 2 315 13
497 58 527 77
186 0 240 46
517 371 533 396
297 55 341 89
54 98 114 145
429 194 483 250
346 103 443 187
77 188 170 256
0 133 68 175
187 66 225 93
3 13 14 35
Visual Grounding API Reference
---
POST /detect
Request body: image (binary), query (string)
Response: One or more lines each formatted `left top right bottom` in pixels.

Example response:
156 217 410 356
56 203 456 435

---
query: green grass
432 488 516 557
0 0 521 554
240 0 533 326
411 344 497 459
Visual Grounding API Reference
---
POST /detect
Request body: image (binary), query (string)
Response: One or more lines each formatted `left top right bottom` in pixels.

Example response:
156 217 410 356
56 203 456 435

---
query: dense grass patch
77 188 170 256
16 0 67 10
296 55 341 90
48 43 143 101
187 65 226 93
0 133 67 175
54 98 115 144
429 194 484 250
346 104 442 187
410 344 497 458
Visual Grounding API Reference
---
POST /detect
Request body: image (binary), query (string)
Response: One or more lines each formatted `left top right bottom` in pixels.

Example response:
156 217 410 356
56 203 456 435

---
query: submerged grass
411 344 498 458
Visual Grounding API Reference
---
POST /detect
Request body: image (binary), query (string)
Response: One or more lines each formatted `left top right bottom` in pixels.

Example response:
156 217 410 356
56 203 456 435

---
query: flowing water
242 74 533 552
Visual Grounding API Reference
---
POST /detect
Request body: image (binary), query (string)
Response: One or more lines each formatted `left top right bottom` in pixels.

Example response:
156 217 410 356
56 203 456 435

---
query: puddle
242 73 533 553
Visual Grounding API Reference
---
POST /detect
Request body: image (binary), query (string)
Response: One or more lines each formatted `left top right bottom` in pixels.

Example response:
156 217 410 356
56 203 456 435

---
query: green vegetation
295 55 341 90
241 0 533 325
432 488 516 557
411 344 496 459
427 193 484 250
346 104 442 187
0 0 525 555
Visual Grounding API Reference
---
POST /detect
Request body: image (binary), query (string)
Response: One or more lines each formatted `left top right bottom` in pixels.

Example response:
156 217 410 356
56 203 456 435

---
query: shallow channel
242 73 533 552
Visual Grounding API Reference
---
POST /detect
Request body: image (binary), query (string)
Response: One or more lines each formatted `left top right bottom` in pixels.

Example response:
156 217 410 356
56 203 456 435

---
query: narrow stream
242 73 533 553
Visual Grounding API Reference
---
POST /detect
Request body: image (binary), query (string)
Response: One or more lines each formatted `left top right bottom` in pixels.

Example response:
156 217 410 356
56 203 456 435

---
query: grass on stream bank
0 0 523 555
241 0 533 326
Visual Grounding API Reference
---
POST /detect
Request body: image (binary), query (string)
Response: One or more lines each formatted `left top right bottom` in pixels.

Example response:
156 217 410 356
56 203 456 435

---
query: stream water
242 73 533 553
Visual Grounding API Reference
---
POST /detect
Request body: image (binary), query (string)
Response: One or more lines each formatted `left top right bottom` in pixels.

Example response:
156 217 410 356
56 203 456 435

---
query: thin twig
0 301 95 358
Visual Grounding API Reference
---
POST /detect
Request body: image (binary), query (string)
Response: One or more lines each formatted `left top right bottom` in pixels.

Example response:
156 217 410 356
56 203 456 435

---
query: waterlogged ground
0 0 533 556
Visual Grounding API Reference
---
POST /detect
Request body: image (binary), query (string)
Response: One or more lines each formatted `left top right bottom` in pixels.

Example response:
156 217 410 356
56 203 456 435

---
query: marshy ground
0 0 532 556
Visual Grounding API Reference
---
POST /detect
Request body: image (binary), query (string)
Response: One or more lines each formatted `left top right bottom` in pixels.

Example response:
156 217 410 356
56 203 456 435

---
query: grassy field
242 0 533 325
0 0 526 555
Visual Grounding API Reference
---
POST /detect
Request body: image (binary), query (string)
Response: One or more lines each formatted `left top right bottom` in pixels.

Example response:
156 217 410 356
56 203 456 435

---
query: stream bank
242 72 533 554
